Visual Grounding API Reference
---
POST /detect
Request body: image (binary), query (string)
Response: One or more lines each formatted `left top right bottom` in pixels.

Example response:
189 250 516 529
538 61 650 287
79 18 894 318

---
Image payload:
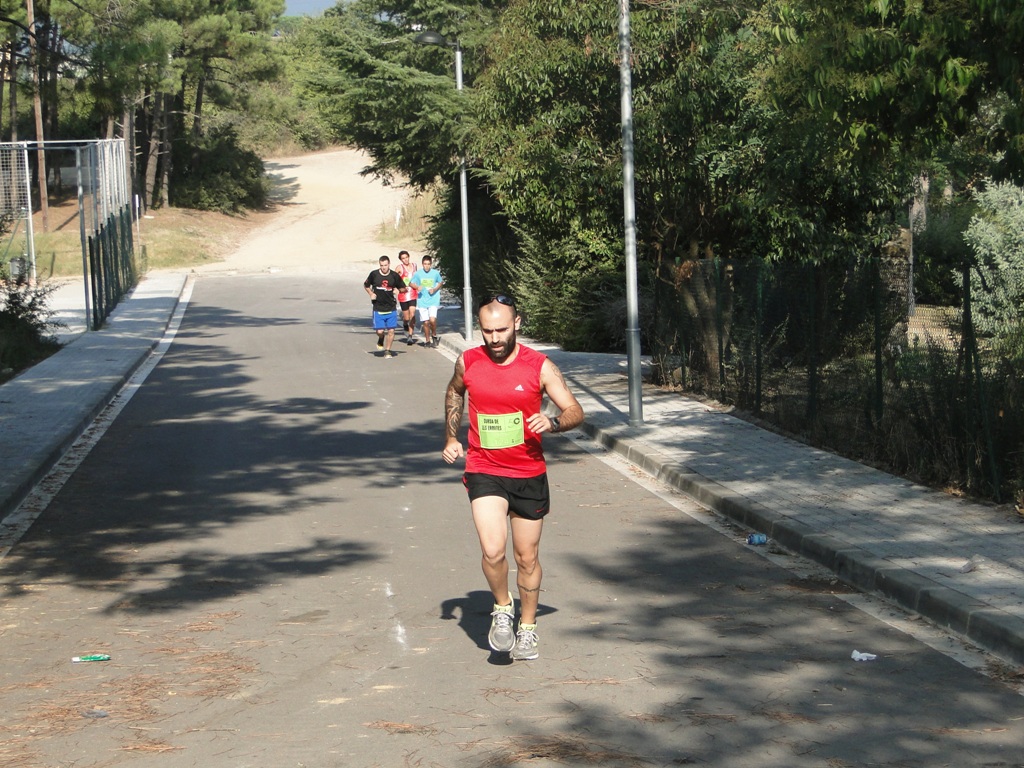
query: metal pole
75 147 93 330
21 144 36 281
619 0 644 425
25 0 49 236
90 143 100 235
455 45 473 342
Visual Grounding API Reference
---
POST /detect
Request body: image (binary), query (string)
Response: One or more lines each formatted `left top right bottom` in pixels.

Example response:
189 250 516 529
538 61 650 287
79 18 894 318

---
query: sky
285 0 339 15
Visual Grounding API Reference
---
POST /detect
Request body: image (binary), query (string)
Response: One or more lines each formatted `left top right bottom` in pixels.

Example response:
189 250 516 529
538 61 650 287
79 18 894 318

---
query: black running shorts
463 472 550 520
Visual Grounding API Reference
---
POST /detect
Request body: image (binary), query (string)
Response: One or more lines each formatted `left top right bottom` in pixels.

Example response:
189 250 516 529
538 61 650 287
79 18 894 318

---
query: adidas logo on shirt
515 384 525 391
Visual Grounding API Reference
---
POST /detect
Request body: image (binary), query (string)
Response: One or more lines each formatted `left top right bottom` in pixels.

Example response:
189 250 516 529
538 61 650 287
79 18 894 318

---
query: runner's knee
513 549 539 574
481 548 507 568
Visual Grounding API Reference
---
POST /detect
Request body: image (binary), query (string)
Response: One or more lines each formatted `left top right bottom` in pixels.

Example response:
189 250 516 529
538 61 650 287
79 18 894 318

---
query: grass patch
135 207 270 271
375 187 435 250
23 198 275 279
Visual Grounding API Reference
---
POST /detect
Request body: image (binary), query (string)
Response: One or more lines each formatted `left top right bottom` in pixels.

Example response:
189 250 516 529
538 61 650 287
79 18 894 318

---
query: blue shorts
373 310 399 330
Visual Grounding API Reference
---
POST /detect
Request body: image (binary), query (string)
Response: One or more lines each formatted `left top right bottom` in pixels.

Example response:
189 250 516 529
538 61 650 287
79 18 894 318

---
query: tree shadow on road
0 290 463 616
262 162 302 206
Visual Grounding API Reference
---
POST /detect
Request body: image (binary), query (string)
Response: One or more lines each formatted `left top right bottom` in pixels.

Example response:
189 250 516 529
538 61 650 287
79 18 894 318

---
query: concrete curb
577 419 1024 666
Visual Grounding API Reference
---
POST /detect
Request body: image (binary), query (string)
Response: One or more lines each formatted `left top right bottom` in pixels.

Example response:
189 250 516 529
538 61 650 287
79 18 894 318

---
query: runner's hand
527 413 555 434
442 439 465 464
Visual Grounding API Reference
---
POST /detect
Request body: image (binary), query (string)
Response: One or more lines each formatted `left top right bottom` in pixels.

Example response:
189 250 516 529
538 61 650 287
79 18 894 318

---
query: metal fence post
873 254 884 426
807 265 818 425
962 262 1003 500
715 257 725 400
755 259 764 415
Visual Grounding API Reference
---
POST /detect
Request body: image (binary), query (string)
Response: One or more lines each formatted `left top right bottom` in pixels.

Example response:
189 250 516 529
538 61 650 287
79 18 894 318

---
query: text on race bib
477 412 525 449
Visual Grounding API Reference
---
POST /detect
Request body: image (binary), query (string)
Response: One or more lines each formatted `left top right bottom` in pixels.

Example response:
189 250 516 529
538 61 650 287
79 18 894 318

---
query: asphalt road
2 274 1023 768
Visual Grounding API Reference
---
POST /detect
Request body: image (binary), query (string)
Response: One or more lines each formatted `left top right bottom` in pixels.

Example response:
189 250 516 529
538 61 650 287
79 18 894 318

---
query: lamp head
414 30 451 47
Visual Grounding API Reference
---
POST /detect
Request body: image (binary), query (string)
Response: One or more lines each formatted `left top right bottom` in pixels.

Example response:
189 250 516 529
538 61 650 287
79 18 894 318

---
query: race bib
477 411 525 449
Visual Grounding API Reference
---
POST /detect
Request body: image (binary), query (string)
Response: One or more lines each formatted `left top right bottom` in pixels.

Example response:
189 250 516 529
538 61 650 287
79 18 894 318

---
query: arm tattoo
548 363 569 389
445 356 467 439
445 389 464 439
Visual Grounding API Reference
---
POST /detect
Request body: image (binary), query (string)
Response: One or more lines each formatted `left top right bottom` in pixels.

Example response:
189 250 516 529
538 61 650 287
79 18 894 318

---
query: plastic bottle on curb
746 533 768 545
72 654 111 663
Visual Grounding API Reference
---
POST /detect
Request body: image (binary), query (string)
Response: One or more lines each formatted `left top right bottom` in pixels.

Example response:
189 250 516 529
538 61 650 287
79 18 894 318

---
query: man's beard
486 333 516 362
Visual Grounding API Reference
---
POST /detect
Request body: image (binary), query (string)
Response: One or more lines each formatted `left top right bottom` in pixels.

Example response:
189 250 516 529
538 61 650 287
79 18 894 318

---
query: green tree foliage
510 225 656 352
469 1 774 350
475 1 761 257
177 0 285 133
962 179 1024 358
2 0 285 211
302 0 1024 354
305 0 510 305
51 0 181 133
471 2 620 243
750 0 1024 250
467 1 625 349
309 0 501 188
240 18 336 154
913 197 974 305
157 0 285 207
745 2 933 262
170 125 269 212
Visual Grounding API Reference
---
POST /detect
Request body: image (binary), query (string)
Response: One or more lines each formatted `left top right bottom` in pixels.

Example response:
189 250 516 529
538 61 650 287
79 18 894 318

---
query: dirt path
46 149 421 339
193 148 420 275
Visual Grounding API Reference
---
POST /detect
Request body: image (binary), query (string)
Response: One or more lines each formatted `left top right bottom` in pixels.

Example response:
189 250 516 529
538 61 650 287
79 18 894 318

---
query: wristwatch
550 416 560 433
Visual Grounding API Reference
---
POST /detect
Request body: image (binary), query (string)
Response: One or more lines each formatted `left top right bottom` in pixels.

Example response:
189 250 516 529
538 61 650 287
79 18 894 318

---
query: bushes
0 275 62 382
511 228 651 352
962 180 1024 363
170 127 270 213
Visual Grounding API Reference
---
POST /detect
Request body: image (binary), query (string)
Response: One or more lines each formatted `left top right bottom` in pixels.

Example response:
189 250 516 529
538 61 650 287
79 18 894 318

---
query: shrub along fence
651 250 1022 505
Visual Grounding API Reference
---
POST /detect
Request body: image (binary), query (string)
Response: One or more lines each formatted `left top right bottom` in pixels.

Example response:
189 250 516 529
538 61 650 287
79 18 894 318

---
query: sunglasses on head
478 294 517 311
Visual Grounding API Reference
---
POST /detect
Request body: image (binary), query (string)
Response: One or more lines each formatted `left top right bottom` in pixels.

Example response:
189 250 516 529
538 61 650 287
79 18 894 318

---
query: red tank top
397 262 418 301
464 344 547 478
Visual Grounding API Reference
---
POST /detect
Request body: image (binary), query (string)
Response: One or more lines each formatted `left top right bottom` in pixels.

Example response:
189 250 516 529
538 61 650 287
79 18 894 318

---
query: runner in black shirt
363 255 407 358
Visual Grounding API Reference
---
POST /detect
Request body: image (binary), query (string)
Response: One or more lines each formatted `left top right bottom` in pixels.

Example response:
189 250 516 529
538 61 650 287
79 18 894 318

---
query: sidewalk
2 275 1024 667
0 271 188 523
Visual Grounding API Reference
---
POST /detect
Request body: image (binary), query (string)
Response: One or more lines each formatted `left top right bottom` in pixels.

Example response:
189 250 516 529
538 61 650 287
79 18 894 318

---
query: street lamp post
414 31 474 342
619 0 644 426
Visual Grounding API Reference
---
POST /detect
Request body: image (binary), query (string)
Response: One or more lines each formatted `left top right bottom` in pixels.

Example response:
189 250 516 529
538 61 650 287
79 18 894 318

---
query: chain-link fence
0 140 135 329
0 144 33 281
651 247 1023 504
79 140 136 329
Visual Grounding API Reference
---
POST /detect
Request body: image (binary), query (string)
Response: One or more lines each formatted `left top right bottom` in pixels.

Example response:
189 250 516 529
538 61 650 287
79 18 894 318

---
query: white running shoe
488 600 515 652
511 626 539 660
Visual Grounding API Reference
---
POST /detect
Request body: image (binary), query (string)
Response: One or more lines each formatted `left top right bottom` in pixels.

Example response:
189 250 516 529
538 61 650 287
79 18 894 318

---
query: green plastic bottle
72 654 111 663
